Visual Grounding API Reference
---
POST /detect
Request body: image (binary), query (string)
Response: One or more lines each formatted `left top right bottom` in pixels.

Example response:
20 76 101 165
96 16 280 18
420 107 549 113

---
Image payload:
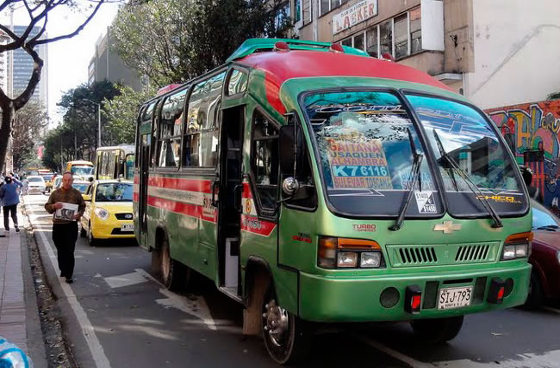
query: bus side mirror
279 118 304 176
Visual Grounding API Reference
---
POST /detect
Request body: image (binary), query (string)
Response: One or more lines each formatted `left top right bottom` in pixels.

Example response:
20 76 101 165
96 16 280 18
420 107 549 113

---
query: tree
12 100 48 171
111 0 292 86
58 80 120 153
0 0 118 172
103 84 157 144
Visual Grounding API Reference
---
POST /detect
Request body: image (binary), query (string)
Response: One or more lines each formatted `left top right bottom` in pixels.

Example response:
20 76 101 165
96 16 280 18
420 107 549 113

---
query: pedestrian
0 174 23 232
44 172 86 284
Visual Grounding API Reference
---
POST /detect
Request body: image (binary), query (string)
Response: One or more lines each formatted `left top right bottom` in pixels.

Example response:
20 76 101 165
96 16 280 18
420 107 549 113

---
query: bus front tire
261 282 312 365
160 237 185 291
411 316 464 344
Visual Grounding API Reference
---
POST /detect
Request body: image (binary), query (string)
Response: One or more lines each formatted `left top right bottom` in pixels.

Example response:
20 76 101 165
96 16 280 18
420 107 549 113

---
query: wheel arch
243 256 274 307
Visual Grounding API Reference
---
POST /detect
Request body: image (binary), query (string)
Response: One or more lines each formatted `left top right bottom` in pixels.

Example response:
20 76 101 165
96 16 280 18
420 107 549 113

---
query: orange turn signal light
505 231 533 244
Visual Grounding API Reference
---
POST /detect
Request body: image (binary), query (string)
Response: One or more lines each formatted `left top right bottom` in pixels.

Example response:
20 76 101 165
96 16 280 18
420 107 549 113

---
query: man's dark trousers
52 222 78 278
3 204 18 230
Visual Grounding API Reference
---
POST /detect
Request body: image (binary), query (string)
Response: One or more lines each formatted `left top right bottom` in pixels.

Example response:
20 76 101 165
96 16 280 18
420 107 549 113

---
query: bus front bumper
298 263 531 322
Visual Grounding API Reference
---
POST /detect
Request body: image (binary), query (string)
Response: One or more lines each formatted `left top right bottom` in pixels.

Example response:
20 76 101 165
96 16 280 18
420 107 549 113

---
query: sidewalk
0 203 45 366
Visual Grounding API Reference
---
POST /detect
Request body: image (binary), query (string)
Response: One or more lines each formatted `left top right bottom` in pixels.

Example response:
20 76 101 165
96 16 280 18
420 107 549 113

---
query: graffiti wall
486 99 560 207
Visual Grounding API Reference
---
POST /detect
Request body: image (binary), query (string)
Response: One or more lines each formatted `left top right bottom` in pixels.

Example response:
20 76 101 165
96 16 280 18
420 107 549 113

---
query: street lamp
84 99 101 148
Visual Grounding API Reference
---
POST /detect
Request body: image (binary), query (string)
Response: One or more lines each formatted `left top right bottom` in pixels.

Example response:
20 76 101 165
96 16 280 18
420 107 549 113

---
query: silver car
26 175 46 195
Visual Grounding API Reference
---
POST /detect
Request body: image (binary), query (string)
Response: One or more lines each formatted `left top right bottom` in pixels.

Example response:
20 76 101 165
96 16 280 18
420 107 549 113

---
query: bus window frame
225 66 249 98
401 88 530 219
181 68 227 172
155 86 189 171
249 106 282 220
298 86 447 221
134 106 147 168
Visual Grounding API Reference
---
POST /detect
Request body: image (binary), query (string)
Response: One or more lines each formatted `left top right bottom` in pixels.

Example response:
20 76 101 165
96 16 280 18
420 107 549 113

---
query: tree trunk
0 103 15 174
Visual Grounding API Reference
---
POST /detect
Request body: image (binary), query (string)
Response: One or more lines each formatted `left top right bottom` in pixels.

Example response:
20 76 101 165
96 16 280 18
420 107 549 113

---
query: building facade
0 31 8 95
291 0 560 109
11 25 48 105
88 27 143 91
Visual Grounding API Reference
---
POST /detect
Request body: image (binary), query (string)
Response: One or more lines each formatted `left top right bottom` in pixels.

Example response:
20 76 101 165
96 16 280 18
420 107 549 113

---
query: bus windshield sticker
325 136 393 189
414 191 437 213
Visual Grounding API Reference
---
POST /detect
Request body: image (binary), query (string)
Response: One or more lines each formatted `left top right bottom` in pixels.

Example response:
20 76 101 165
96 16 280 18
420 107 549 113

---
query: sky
2 2 122 125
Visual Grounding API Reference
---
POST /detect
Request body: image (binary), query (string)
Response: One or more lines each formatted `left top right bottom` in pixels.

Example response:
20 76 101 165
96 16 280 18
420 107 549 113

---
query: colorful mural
486 99 560 208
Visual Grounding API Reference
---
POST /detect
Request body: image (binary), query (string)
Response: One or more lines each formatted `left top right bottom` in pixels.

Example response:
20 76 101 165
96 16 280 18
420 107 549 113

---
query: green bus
133 39 532 364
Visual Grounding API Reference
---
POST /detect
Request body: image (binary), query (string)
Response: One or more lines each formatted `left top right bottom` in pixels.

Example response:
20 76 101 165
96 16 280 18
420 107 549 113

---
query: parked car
80 180 134 246
525 200 560 308
26 176 46 195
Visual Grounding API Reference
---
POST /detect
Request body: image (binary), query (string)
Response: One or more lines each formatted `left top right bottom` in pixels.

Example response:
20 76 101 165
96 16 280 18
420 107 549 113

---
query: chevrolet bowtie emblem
434 221 462 234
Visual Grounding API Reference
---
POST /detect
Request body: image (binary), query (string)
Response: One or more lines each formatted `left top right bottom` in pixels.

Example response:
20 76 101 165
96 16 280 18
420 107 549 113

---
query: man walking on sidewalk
44 172 86 284
0 175 23 232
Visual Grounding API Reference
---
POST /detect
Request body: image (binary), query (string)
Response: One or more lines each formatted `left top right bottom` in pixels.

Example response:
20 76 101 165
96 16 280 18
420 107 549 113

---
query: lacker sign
333 0 378 35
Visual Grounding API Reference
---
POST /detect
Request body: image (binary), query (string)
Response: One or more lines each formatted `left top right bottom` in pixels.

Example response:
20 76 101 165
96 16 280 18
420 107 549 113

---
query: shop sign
333 0 378 35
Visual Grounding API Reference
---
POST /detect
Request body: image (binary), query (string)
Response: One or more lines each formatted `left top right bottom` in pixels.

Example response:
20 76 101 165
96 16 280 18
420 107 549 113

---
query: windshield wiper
390 129 424 231
536 225 559 230
432 130 503 228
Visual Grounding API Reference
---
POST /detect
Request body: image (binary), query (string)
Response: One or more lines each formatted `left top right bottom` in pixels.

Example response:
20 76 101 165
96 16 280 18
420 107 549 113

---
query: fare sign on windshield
326 137 393 189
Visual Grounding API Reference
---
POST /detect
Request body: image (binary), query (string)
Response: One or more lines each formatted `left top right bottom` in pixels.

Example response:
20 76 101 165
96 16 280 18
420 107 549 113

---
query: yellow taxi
80 179 134 246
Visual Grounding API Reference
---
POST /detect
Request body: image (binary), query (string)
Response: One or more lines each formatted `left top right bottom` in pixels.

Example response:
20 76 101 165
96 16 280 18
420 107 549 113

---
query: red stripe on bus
241 214 276 237
241 182 253 199
133 192 139 202
147 196 217 223
147 176 212 193
134 175 139 184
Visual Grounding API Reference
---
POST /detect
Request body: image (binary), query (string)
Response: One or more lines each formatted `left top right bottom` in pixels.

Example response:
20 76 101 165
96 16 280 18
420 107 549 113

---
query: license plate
437 286 472 310
121 224 134 231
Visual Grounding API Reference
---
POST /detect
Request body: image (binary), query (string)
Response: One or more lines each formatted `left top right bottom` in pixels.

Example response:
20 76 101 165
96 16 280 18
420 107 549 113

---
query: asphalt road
23 194 560 368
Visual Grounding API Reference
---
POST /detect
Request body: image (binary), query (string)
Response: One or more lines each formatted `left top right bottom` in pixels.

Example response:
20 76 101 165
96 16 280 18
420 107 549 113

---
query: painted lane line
357 336 436 368
104 271 148 289
433 348 560 368
27 200 112 368
134 268 219 331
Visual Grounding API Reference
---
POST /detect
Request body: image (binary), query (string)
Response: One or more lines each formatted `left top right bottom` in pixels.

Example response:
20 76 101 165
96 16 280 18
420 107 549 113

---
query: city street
21 193 560 368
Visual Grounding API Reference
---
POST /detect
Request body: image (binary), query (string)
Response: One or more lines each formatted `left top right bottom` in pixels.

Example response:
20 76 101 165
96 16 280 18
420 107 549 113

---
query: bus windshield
71 166 94 177
406 94 527 215
303 90 442 217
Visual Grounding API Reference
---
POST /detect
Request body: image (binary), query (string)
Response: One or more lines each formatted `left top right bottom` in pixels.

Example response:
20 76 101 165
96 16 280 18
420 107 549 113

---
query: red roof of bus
237 50 452 113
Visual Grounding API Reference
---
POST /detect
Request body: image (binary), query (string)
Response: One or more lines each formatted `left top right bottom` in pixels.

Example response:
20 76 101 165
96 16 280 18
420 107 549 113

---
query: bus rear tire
261 282 312 365
411 316 464 344
160 237 185 291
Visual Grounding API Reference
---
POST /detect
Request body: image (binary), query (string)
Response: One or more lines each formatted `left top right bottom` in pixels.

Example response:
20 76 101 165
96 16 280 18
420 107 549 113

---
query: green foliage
103 85 158 144
111 0 292 87
12 101 48 171
43 81 121 169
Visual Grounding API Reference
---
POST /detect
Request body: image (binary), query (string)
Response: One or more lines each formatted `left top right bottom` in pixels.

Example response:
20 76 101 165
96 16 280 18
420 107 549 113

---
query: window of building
295 0 301 23
410 7 422 54
157 88 187 168
353 33 365 51
320 0 346 16
302 0 312 25
366 27 379 58
184 72 225 168
394 13 409 59
379 19 392 57
252 111 279 213
347 6 422 60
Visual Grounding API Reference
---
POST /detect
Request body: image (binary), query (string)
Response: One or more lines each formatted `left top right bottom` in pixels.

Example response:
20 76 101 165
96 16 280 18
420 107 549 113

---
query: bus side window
158 88 187 168
252 110 279 214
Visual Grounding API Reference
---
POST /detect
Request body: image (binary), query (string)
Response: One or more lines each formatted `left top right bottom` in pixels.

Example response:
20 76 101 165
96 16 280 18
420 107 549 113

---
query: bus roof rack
226 38 369 62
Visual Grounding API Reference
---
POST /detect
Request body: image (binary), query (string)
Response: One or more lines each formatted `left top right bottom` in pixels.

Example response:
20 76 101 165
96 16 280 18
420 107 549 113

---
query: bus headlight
94 208 109 220
501 232 532 260
318 236 384 269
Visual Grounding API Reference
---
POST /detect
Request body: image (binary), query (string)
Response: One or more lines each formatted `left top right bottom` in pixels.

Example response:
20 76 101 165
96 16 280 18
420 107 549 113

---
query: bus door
138 133 151 248
216 105 244 298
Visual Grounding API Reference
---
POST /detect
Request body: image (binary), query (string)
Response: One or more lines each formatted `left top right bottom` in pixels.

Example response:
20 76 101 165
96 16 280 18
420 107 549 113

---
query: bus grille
387 242 499 267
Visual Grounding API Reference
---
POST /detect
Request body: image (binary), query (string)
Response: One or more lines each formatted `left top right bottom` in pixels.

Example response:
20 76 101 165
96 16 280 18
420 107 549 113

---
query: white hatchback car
26 175 46 195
